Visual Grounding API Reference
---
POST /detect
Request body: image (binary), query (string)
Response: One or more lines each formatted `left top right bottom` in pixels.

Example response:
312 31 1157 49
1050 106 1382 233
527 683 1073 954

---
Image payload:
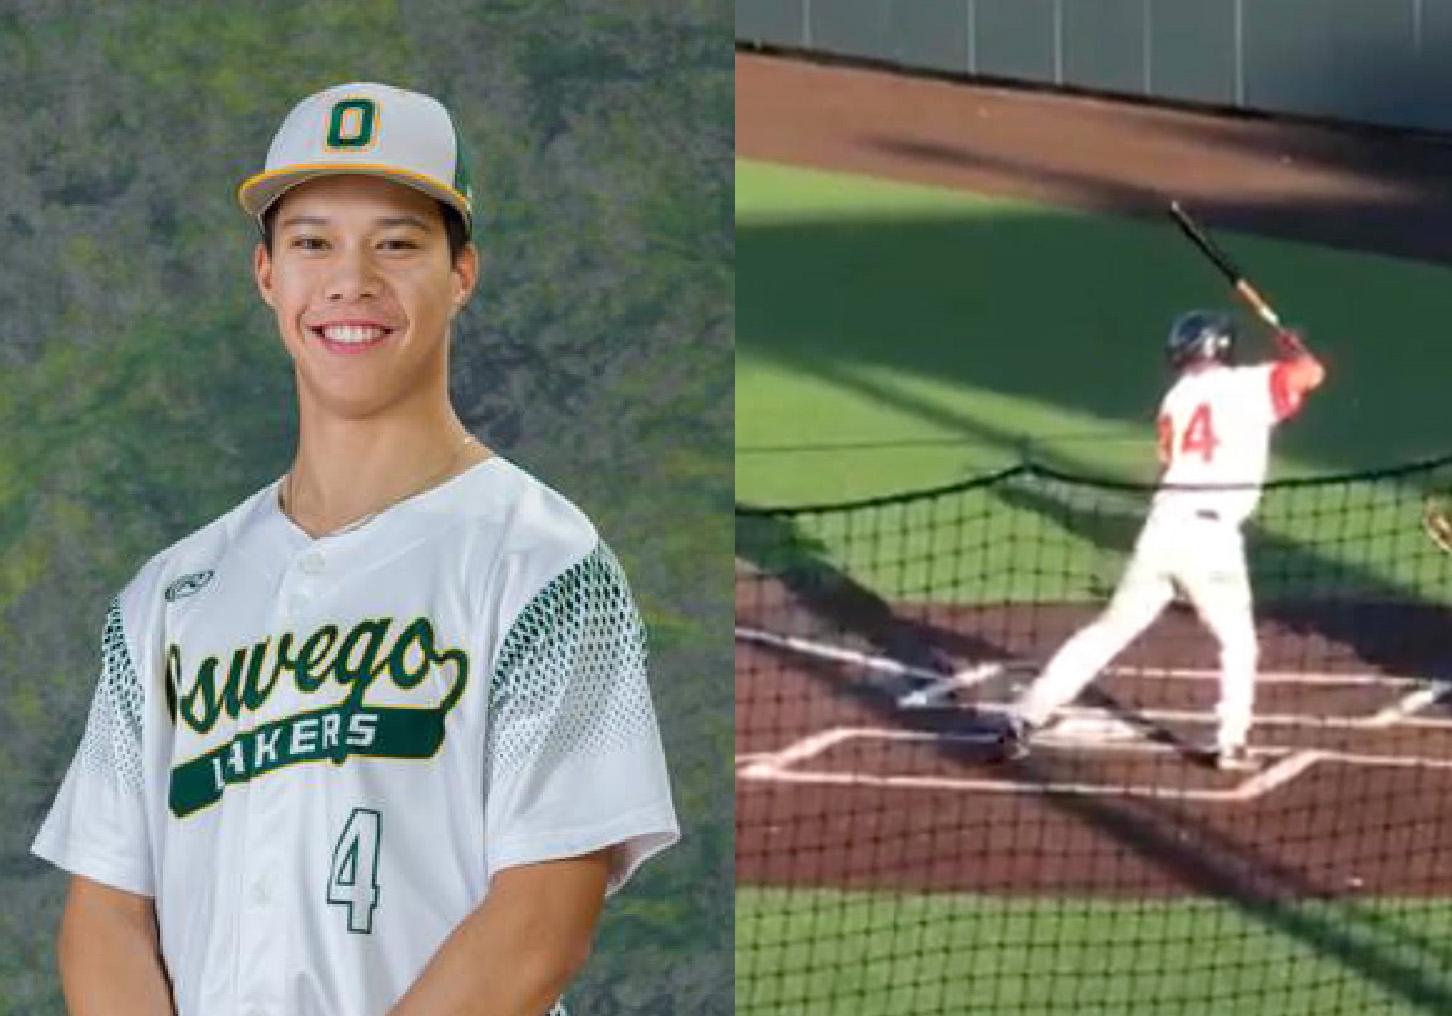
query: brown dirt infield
737 50 1452 264
736 51 1452 899
737 581 1452 897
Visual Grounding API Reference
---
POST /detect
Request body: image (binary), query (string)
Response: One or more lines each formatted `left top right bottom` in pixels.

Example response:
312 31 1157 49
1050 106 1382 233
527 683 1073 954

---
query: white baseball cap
238 82 474 236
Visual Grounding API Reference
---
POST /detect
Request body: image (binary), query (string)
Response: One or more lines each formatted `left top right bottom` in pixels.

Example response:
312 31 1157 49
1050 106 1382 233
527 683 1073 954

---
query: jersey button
250 880 270 906
287 592 311 616
299 552 325 575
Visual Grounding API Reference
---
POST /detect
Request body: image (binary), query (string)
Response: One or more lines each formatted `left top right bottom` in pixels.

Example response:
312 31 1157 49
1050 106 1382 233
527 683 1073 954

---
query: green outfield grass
736 162 1452 1016
737 887 1452 1015
736 159 1452 604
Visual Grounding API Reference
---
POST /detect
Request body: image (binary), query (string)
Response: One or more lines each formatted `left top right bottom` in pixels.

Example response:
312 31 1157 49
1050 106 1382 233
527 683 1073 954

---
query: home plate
1043 716 1146 744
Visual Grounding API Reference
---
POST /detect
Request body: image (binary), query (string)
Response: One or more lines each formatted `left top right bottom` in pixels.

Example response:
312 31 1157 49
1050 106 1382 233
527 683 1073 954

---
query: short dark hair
260 197 470 265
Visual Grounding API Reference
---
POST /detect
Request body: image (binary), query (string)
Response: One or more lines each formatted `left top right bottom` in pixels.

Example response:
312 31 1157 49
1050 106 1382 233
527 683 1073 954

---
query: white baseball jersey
1153 361 1298 524
32 455 679 1016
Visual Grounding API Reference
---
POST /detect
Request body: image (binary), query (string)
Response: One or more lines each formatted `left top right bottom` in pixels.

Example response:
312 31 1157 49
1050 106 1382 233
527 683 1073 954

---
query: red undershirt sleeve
1269 361 1302 421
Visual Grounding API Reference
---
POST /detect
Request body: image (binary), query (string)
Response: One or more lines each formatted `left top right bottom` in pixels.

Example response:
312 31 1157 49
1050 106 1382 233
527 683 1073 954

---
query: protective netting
736 455 1452 1015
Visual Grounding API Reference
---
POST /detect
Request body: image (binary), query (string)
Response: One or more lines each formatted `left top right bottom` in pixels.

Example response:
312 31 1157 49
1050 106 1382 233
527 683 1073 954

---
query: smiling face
254 174 478 421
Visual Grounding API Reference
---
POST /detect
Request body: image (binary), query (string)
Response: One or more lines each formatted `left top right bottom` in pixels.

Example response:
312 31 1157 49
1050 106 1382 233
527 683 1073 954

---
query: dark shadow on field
739 50 1452 1008
736 504 1169 743
737 206 1452 667
736 508 993 677
735 509 1008 767
755 334 1452 677
866 131 1452 265
736 505 1452 1011
994 471 1452 679
736 503 1190 747
737 214 1452 479
1031 781 1452 1010
737 513 1452 1008
743 48 1452 267
1137 117 1452 266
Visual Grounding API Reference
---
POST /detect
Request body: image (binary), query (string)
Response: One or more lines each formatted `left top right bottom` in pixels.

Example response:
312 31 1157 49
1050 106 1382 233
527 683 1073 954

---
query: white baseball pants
1014 507 1258 750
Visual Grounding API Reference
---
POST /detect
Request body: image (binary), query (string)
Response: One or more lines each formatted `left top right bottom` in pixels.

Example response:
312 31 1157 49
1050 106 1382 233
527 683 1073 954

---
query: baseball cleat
996 715 1035 762
1190 740 1255 771
1214 744 1255 771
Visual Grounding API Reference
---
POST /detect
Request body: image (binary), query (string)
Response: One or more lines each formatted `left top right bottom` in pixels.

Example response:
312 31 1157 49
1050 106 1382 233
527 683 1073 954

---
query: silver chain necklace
280 432 480 538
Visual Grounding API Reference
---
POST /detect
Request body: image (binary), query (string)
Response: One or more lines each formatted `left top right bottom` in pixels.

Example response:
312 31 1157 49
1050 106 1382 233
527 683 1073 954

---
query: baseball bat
1168 200 1283 331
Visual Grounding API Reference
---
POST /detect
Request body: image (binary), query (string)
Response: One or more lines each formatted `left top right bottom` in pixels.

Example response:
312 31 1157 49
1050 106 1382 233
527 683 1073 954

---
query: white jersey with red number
1153 361 1299 524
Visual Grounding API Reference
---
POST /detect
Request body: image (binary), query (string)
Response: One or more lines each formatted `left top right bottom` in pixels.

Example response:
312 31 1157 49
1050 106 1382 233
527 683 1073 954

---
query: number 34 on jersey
1158 402 1220 465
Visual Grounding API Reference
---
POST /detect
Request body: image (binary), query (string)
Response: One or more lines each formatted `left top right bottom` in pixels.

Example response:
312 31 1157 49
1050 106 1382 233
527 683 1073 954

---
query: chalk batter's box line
736 726 1452 803
736 751 774 769
736 625 1434 689
736 626 1452 799
735 626 1449 722
967 681 1452 731
738 688 1452 765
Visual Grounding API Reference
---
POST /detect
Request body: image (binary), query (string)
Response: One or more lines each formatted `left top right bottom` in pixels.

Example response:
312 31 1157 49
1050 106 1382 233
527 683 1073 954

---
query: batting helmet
1166 311 1235 368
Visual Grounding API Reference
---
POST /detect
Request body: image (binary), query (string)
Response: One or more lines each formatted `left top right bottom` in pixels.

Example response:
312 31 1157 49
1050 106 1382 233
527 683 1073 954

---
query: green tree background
0 2 731 1012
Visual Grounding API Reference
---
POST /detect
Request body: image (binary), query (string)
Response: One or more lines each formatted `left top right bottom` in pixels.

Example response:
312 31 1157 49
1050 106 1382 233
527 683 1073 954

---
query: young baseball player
31 83 678 1016
1003 310 1325 769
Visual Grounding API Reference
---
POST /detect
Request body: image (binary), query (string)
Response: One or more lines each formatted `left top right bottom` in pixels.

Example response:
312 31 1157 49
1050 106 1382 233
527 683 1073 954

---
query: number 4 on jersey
1161 402 1220 464
328 808 381 933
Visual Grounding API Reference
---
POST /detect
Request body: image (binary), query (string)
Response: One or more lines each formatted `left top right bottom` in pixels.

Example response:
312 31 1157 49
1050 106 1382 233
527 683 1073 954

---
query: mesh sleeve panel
76 597 146 793
487 541 657 779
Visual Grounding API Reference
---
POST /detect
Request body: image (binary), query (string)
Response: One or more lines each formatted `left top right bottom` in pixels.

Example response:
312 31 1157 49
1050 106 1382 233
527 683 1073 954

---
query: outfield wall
736 0 1452 134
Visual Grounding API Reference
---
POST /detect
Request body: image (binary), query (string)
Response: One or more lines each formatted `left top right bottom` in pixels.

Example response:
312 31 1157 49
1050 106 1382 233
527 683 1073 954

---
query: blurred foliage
0 2 731 1012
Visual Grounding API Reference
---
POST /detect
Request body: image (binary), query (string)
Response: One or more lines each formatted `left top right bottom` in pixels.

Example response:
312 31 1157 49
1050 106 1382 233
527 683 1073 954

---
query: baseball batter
1004 311 1325 768
31 83 678 1016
